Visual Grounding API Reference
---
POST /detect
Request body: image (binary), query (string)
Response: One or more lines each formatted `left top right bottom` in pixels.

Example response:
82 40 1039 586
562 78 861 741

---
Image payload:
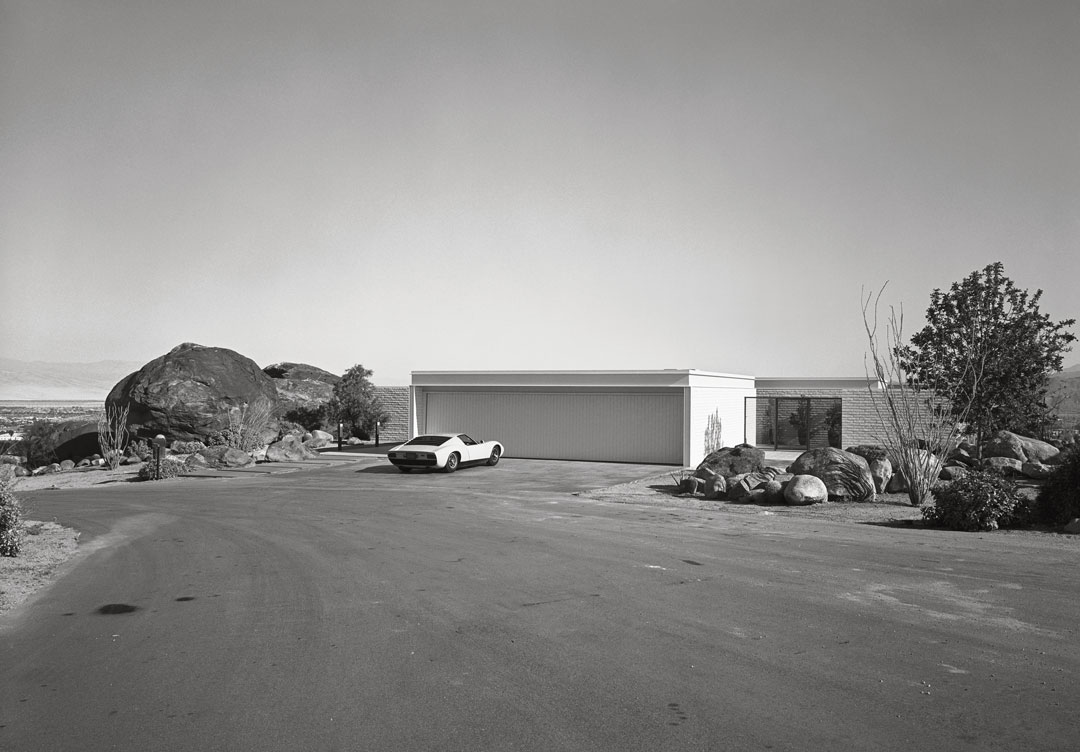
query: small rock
703 474 727 500
59 459 76 472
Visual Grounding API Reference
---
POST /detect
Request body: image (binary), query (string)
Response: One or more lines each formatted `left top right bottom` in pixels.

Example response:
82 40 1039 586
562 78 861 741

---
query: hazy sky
3 0 1078 384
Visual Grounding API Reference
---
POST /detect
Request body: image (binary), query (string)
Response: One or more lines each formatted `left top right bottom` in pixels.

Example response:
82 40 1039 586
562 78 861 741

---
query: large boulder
265 435 320 462
263 362 340 424
694 445 766 479
981 430 1059 464
788 447 876 501
107 343 281 444
785 475 828 505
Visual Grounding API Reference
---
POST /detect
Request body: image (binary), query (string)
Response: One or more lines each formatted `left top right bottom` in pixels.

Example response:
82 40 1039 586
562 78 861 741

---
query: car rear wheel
487 446 501 466
444 453 460 473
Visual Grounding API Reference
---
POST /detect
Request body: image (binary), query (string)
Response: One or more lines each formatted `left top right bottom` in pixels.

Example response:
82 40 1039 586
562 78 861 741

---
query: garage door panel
425 391 682 464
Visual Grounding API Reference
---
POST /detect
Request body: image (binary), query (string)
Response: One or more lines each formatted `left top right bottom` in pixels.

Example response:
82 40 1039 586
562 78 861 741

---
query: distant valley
0 358 141 400
1048 363 1080 425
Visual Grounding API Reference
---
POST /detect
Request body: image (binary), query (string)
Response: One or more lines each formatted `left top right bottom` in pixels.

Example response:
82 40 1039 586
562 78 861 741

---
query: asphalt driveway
2 456 1078 751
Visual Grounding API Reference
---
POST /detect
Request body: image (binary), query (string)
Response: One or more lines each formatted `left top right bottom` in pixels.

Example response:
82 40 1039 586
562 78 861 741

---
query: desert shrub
169 440 206 454
1035 445 1080 525
277 421 306 438
138 456 186 481
19 420 58 468
924 469 1031 532
0 477 25 557
127 438 151 460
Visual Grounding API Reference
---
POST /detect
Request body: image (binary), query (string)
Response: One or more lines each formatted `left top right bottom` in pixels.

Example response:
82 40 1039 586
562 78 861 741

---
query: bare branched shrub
862 285 978 506
97 404 130 470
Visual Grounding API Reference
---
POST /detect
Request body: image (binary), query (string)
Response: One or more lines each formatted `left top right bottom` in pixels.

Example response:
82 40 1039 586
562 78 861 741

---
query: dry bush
862 286 977 506
97 403 129 470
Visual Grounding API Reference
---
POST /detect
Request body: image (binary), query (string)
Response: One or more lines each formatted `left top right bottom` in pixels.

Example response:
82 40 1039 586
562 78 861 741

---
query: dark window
458 434 477 445
405 435 451 447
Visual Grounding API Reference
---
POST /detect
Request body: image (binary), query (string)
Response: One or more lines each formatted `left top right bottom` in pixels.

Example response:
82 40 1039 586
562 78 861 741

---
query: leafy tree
326 365 389 439
898 263 1076 446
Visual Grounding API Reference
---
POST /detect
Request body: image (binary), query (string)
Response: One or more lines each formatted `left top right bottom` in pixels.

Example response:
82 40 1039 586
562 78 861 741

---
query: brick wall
374 386 410 443
753 388 886 448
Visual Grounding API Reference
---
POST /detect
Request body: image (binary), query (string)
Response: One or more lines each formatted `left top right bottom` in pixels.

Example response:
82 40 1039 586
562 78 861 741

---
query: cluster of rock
941 430 1069 481
683 430 1071 507
686 445 877 506
1 452 115 478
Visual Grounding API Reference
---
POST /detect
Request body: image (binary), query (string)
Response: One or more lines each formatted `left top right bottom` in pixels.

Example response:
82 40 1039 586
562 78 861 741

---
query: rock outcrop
264 362 340 423
33 420 100 463
107 343 280 443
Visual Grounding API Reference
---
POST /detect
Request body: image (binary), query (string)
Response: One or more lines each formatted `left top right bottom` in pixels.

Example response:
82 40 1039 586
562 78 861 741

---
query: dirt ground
11 464 142 493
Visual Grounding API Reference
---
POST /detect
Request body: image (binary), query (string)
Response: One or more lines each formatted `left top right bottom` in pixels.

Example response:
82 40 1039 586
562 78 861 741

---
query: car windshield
405 435 451 447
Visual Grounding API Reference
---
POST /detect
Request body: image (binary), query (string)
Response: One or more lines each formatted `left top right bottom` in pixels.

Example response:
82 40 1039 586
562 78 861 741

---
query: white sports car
387 433 504 473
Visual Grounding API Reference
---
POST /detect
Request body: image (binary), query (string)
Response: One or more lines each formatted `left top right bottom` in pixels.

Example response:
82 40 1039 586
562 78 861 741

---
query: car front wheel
444 453 460 473
487 447 501 466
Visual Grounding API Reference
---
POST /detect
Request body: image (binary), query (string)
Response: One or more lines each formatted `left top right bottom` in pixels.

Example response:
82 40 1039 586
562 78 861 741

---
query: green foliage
19 420 58 468
899 262 1076 443
277 420 307 438
282 405 326 431
326 364 389 437
1035 445 1080 525
138 456 186 481
924 469 1031 531
0 477 25 557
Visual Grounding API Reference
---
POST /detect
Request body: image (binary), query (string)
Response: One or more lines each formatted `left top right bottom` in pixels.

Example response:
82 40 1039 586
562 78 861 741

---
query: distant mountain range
1048 363 1080 423
2 356 1078 410
0 358 142 400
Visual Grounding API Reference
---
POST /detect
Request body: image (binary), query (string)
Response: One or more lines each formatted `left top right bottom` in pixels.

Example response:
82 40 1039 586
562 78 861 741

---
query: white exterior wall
684 374 758 467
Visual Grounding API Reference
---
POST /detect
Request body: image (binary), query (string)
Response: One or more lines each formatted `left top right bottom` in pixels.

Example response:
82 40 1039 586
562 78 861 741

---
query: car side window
459 434 476 445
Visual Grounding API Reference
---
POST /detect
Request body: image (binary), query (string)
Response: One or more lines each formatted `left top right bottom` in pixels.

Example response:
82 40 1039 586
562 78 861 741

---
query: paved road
2 458 1078 751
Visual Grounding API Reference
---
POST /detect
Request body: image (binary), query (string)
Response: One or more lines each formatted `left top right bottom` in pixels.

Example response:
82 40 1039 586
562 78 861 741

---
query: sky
2 0 1078 385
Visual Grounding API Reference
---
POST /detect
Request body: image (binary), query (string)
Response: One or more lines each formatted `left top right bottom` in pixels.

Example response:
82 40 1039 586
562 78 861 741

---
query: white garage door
424 391 683 464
